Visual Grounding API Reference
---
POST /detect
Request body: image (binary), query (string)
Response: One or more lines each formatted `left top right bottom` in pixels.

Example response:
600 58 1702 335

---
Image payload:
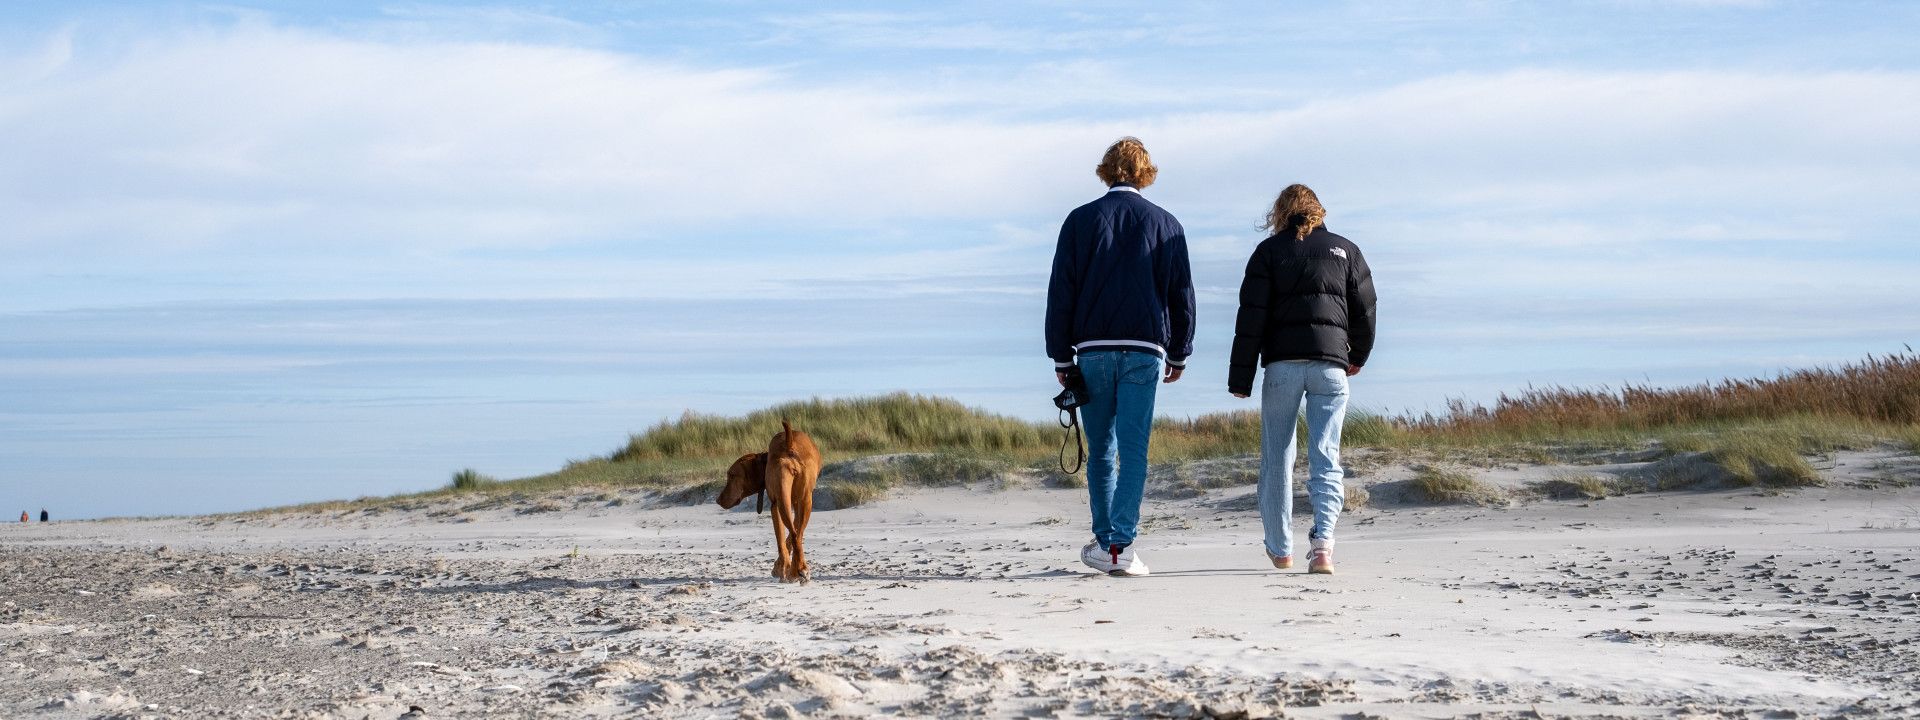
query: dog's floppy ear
717 452 769 509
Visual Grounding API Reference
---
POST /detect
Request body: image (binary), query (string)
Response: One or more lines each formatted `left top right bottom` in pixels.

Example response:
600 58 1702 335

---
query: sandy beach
5 452 1919 719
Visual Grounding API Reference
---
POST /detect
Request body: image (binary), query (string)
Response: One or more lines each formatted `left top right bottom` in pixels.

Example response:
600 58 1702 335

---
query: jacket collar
1284 222 1326 238
1106 183 1141 195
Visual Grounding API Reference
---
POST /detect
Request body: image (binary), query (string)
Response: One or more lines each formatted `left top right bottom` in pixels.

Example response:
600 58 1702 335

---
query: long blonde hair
1262 184 1325 240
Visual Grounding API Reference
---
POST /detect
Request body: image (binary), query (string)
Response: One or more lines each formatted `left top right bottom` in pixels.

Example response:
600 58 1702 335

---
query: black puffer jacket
1227 225 1376 395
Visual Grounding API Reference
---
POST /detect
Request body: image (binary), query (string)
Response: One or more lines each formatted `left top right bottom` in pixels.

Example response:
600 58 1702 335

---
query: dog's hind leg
769 499 791 580
790 481 814 583
768 475 804 582
771 500 804 583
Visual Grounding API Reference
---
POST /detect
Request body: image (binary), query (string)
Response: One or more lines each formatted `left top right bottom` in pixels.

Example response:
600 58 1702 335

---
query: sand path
4 482 1918 718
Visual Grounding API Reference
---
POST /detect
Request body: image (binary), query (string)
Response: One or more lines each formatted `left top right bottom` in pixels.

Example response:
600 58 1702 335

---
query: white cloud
1 24 1099 252
1 20 1916 314
755 11 1232 53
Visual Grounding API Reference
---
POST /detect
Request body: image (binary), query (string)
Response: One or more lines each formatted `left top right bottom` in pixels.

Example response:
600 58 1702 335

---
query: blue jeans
1075 350 1161 550
1259 360 1349 558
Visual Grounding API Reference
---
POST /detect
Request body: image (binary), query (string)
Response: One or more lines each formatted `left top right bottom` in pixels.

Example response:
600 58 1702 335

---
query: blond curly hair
1094 137 1158 189
1262 184 1325 240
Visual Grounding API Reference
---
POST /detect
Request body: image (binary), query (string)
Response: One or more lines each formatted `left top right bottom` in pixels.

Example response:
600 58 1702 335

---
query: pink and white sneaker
1266 549 1294 570
1307 538 1335 575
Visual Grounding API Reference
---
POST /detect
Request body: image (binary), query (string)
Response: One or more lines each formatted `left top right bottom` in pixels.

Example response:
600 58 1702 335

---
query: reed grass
1402 351 1920 440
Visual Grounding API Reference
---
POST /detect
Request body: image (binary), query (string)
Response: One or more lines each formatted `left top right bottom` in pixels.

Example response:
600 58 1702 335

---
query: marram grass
250 353 1920 512
1406 466 1508 506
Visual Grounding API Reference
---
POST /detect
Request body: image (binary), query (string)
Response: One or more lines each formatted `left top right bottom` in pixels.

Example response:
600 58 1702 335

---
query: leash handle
1058 408 1084 475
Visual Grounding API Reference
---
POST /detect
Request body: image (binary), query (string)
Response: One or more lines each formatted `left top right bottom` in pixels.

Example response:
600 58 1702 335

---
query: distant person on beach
40 509 49 522
18 511 26 523
1046 137 1195 577
1228 184 1376 575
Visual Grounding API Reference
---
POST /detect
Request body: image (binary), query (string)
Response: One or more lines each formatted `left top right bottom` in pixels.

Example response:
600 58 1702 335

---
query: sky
3 2 1917 519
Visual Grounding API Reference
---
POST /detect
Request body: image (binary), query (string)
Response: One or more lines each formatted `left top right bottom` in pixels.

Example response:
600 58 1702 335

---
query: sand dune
5 457 1919 718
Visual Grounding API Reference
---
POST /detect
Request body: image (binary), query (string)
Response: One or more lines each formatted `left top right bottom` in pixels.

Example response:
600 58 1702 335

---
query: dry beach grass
337 351 1920 512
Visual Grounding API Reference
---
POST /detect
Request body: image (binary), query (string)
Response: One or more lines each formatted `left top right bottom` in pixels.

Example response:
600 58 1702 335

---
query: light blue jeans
1259 360 1349 558
1075 349 1161 550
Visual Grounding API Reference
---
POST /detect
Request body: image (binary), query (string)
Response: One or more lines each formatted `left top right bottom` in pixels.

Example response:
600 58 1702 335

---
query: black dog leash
1058 407 1084 474
1053 365 1089 475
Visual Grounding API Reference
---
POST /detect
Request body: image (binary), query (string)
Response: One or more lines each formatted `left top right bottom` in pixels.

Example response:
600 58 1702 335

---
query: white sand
4 456 1919 718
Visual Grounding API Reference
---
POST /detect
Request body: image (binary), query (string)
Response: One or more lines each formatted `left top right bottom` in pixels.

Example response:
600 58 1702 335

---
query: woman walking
1227 184 1376 575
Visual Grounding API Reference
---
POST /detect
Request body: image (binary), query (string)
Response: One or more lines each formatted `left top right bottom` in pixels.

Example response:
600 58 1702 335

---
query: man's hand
1163 365 1183 384
1231 392 1249 399
1346 365 1362 377
1057 371 1069 387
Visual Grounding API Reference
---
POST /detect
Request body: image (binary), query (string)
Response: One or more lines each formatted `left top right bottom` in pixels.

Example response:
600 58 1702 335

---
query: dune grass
1402 351 1920 441
1656 416 1888 488
817 453 1013 508
1899 425 1920 455
611 394 1049 463
1151 410 1396 462
250 352 1920 513
1406 466 1509 505
449 468 494 491
1531 473 1611 500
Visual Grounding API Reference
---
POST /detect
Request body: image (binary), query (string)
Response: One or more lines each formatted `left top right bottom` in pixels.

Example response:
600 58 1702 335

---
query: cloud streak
5 22 1916 262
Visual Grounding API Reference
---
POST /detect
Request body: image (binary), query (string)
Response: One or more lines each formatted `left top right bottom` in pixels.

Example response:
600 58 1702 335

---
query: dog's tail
782 417 792 440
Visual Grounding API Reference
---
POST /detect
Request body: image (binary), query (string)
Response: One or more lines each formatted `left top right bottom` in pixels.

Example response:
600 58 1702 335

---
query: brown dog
717 420 821 583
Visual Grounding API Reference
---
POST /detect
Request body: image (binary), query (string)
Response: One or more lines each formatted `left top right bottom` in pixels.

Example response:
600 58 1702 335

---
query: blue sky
3 2 1917 518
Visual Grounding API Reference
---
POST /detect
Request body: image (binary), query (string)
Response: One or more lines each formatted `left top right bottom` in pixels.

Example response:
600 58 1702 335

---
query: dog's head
716 452 768 509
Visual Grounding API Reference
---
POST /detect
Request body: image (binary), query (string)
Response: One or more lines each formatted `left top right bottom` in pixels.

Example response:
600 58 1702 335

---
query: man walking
1046 137 1195 577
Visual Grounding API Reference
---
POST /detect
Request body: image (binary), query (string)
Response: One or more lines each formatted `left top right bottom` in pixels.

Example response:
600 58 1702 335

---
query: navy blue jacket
1045 186 1195 370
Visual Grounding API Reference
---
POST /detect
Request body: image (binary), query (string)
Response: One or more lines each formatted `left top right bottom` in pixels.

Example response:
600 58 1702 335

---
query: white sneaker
1109 544 1150 577
1080 541 1116 573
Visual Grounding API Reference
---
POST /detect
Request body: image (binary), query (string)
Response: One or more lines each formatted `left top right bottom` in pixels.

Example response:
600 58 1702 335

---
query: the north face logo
1330 247 1347 259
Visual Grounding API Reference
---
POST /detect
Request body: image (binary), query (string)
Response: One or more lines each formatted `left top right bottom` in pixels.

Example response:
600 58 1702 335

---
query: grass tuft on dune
449 468 495 491
817 453 1012 508
1657 418 1884 488
1407 466 1508 506
1532 474 1611 500
1898 425 1920 455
